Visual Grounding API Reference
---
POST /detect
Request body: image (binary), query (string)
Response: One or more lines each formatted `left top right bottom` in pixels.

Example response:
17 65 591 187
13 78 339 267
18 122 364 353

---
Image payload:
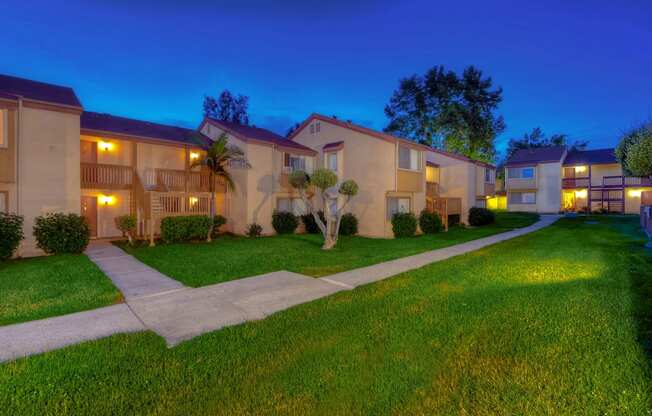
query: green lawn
0 254 122 326
2 216 651 414
119 211 540 287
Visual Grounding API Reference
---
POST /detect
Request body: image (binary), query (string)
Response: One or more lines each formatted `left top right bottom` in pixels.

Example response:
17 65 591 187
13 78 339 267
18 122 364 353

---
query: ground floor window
0 191 7 213
387 197 411 220
276 197 306 216
509 192 536 204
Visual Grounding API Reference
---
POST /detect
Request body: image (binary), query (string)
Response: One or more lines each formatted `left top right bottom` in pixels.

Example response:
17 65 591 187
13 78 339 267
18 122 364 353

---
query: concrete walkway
0 215 559 362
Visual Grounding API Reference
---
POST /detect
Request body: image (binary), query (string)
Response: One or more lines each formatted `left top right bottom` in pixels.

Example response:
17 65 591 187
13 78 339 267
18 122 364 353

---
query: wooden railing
642 191 652 206
154 168 225 192
150 192 212 218
426 182 439 197
624 176 652 187
81 163 133 189
483 182 495 196
562 177 589 188
506 177 536 190
427 197 462 231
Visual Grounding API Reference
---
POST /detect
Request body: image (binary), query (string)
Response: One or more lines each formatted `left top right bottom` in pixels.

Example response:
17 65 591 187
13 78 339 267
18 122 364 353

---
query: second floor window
284 153 312 173
398 145 420 170
0 109 7 148
508 166 535 179
327 153 338 171
485 168 494 183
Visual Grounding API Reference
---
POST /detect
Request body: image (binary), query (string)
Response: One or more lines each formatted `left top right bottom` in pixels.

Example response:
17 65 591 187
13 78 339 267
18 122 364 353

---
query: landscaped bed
2 215 650 414
118 211 540 287
0 254 122 326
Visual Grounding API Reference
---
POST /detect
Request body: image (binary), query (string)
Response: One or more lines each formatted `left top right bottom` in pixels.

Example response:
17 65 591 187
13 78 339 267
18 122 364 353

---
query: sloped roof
323 141 344 151
0 74 82 109
505 146 567 166
82 112 210 147
205 118 316 154
563 148 617 166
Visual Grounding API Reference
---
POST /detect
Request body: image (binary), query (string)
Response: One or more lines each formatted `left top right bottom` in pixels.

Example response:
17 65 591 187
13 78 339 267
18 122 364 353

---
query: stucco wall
426 151 476 224
536 162 562 213
80 134 133 166
590 164 622 187
137 142 186 186
625 187 652 214
81 189 131 237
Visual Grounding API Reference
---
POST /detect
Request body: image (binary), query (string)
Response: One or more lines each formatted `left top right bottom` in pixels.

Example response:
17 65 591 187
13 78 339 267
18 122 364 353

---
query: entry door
81 196 98 237
562 192 576 211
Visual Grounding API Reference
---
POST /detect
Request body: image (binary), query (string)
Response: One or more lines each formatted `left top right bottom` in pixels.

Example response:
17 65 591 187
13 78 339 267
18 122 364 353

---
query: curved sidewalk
0 215 559 363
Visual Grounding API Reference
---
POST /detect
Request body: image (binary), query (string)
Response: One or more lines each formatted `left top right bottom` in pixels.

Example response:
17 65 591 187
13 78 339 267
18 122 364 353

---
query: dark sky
3 0 651 156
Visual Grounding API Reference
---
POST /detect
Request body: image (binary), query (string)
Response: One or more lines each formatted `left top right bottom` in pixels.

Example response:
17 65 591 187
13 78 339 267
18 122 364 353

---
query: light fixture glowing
574 165 587 173
575 189 587 198
189 152 200 161
99 195 115 205
98 141 114 151
629 189 642 198
189 196 199 206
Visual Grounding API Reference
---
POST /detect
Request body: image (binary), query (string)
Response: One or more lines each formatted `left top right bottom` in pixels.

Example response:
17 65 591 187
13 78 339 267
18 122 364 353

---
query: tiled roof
82 112 210 147
505 146 566 166
563 148 617 166
206 118 316 154
0 74 82 109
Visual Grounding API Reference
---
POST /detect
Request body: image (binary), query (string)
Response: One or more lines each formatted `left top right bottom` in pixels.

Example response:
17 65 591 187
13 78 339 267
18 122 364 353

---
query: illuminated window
0 109 7 149
398 145 420 170
387 197 411 220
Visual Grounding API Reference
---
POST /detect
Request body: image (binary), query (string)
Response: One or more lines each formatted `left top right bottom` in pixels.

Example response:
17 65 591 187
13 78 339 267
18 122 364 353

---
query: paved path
0 215 560 362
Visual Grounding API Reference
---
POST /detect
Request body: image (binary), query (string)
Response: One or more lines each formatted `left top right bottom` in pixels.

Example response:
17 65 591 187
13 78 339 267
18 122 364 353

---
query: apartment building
505 146 652 214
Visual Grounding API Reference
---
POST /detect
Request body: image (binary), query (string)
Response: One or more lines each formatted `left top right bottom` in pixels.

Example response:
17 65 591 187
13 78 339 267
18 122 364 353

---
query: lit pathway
0 215 560 362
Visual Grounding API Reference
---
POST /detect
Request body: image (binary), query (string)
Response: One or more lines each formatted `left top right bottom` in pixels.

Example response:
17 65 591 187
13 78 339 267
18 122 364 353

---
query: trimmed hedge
419 209 443 234
160 215 212 243
468 207 495 226
391 212 417 238
0 212 23 260
272 211 299 234
246 223 262 237
211 215 227 238
339 213 358 236
301 211 325 234
33 213 90 254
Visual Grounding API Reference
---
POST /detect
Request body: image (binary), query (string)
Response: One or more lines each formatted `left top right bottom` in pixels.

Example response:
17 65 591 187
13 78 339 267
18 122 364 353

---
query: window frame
326 152 338 171
0 109 8 149
509 191 536 205
398 145 421 171
0 191 7 213
508 166 535 180
387 196 411 220
276 197 306 216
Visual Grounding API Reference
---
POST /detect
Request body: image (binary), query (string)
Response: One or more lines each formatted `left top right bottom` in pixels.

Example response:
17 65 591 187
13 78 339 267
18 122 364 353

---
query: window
316 122 321 133
276 198 306 216
284 153 313 173
309 124 315 134
387 197 411 220
0 191 6 213
327 152 338 171
484 168 493 183
398 145 420 170
508 166 535 179
509 192 536 204
0 109 7 149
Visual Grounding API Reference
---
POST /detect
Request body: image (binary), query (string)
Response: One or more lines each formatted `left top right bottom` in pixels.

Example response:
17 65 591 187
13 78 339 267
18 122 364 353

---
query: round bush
339 213 358 236
301 211 325 234
468 207 495 226
419 209 443 234
33 213 90 254
160 215 212 243
0 213 24 260
391 212 417 238
272 211 299 234
246 223 262 237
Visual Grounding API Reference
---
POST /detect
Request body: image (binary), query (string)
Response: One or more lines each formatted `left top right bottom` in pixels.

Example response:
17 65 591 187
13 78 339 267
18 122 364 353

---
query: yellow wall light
574 165 587 174
99 195 116 205
98 141 114 151
189 196 199 206
575 189 587 198
189 151 200 161
629 189 642 198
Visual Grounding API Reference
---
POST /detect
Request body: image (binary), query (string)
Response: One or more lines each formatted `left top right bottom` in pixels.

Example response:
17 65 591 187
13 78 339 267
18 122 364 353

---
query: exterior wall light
189 196 199 206
574 165 587 174
629 189 642 198
99 141 114 151
189 152 200 161
99 195 115 205
575 189 587 198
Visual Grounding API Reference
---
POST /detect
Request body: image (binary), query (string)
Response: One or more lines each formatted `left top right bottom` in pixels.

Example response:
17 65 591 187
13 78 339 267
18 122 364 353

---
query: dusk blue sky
2 0 651 158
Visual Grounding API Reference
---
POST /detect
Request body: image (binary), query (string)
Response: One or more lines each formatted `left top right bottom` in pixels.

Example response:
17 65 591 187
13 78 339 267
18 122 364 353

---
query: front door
562 191 576 211
81 196 98 237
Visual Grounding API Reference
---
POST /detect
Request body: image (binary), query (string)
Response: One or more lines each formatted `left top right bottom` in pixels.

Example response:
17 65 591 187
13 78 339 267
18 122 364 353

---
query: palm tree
192 133 249 240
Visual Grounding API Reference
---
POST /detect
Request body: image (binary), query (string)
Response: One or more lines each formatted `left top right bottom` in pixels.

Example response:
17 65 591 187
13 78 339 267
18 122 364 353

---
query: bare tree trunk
207 172 215 242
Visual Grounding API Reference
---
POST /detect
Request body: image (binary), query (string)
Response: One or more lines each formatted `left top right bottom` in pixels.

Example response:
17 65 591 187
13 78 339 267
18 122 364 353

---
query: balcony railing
562 177 589 188
599 176 651 188
482 182 495 196
426 182 439 197
506 177 536 190
81 163 133 189
154 168 224 192
624 176 652 187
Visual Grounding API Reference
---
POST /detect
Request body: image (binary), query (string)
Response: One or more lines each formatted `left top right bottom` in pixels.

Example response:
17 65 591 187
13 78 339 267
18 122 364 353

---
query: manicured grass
119 211 540 287
0 254 122 326
2 216 650 414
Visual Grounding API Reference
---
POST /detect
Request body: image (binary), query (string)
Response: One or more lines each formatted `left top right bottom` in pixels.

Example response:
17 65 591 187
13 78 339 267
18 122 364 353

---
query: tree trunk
207 173 215 242
322 234 337 250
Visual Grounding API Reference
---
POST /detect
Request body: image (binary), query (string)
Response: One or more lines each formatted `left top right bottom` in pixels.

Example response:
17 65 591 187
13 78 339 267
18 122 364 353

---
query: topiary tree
289 168 359 250
115 215 137 246
616 123 652 177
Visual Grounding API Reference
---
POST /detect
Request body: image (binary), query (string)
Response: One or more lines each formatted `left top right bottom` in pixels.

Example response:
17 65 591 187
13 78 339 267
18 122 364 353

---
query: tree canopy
505 127 588 161
203 90 249 125
615 122 652 177
384 65 505 163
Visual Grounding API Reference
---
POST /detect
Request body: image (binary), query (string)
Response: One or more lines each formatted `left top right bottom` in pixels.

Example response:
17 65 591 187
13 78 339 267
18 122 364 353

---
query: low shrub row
391 209 444 238
274 211 359 236
160 215 213 243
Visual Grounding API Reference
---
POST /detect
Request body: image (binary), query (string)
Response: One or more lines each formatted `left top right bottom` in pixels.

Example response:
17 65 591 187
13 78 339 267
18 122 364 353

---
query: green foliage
0 212 23 260
203 89 249 125
288 170 310 189
272 211 299 234
160 215 212 243
212 215 227 238
506 127 588 161
33 213 90 254
384 65 504 163
391 212 417 238
339 213 358 236
193 134 249 192
115 215 136 234
615 123 652 176
301 211 325 234
468 207 496 226
419 209 443 234
339 180 359 196
310 168 337 190
245 223 262 238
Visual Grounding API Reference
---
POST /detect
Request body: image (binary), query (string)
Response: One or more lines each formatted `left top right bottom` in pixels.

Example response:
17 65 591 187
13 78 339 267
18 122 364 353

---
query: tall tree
384 65 505 163
203 90 250 125
615 122 652 177
505 127 588 161
286 122 301 138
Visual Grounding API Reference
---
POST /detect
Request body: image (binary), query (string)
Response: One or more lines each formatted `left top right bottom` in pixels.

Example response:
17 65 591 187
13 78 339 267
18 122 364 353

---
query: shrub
211 215 227 238
115 214 137 245
468 207 495 226
301 211 325 234
160 215 212 243
33 213 90 254
0 213 23 260
392 212 417 238
419 209 443 234
246 223 263 237
272 211 299 234
339 213 358 236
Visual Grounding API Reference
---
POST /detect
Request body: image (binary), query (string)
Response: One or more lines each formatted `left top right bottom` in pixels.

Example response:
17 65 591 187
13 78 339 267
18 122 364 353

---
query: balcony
597 176 651 188
426 182 439 198
562 177 589 188
81 163 133 189
481 182 495 197
506 177 536 190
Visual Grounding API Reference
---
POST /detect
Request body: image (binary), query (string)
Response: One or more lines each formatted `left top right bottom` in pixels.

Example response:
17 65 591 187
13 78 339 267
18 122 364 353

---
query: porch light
574 165 587 173
99 195 115 205
189 196 199 206
189 152 200 161
99 141 114 151
575 189 587 198
629 189 642 198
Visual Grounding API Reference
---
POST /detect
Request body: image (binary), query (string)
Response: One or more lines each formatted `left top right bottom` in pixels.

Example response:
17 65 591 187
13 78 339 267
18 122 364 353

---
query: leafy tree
286 122 302 137
505 127 588 161
289 169 358 250
203 90 250 125
192 133 249 241
384 65 505 163
616 122 652 177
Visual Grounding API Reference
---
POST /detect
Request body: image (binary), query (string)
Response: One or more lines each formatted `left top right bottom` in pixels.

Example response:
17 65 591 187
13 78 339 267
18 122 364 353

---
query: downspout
15 95 23 216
